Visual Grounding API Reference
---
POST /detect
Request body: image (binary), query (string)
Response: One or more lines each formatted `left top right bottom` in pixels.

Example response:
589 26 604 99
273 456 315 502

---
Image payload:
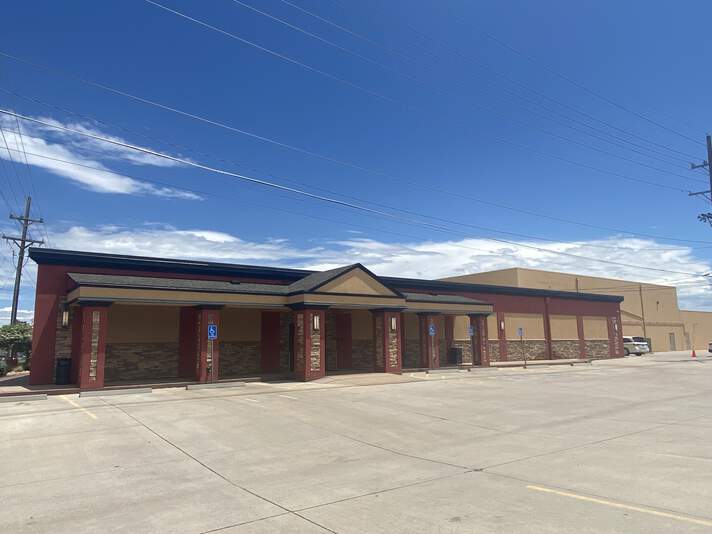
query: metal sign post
517 327 526 368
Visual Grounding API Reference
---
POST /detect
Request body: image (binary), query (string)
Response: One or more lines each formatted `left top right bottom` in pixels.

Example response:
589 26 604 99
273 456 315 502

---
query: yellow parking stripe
60 395 98 420
527 485 712 527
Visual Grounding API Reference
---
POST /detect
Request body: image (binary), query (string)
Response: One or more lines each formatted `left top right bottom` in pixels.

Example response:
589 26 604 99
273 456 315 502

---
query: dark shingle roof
285 264 357 293
67 273 290 295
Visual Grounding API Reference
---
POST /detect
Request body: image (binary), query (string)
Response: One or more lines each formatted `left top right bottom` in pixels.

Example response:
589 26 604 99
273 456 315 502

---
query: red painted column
576 315 586 359
292 308 326 381
497 311 508 361
260 311 281 373
195 307 221 383
77 305 109 390
470 314 490 367
178 307 197 379
335 312 352 369
373 311 402 373
444 315 454 362
418 314 440 369
70 306 83 385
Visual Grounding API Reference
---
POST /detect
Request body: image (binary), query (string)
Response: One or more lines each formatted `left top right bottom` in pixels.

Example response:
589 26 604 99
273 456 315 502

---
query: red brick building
28 248 624 390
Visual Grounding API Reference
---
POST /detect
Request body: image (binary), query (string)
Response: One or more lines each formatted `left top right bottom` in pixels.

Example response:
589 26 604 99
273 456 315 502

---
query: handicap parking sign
428 324 437 337
468 325 475 337
207 324 218 340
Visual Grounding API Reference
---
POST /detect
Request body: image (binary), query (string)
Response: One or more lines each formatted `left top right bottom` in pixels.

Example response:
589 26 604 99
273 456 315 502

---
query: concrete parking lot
1 351 711 533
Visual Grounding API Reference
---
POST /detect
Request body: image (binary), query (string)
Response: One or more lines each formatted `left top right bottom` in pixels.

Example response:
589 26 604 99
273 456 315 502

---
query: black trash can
448 347 463 365
55 358 72 385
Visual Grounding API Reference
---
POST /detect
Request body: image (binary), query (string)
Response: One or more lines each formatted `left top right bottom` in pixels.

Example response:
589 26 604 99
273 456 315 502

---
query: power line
454 1 704 147
7 85 708 247
0 49 695 204
143 0 400 105
4 130 711 256
147 2 703 188
293 0 703 162
3 107 708 280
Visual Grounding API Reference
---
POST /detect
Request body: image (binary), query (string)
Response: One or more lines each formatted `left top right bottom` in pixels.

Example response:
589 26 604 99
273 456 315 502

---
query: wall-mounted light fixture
312 313 320 331
500 320 505 331
390 316 397 332
61 305 70 328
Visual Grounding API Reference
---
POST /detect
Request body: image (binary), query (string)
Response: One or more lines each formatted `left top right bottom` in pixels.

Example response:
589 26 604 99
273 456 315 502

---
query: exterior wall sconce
500 320 505 331
312 313 320 331
390 316 397 332
61 305 70 328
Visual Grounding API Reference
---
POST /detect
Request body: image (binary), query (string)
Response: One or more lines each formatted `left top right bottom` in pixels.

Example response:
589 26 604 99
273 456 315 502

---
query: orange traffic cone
692 349 697 358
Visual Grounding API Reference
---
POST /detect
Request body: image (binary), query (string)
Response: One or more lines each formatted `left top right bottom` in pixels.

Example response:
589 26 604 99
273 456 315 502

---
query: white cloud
0 307 34 324
0 112 200 199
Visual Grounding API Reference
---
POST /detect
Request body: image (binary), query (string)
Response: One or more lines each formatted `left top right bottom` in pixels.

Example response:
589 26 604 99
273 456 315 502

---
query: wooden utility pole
2 196 43 324
690 134 712 202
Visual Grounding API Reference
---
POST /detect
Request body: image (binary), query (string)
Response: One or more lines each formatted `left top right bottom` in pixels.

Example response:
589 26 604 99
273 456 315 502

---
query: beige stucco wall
221 309 261 342
680 310 712 349
583 316 608 340
447 267 712 352
487 314 499 340
320 269 395 296
443 269 520 287
504 313 545 340
106 304 179 343
453 316 469 340
550 315 578 340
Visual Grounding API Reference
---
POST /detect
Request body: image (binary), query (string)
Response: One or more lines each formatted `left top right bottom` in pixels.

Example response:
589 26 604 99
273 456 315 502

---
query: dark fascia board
384 276 624 303
30 248 310 282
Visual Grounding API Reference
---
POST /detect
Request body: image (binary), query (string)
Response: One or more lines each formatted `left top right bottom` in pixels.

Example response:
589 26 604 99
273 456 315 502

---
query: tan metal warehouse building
443 268 711 352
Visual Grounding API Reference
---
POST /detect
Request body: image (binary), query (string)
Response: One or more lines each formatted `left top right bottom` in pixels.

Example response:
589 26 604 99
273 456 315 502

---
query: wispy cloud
0 111 200 199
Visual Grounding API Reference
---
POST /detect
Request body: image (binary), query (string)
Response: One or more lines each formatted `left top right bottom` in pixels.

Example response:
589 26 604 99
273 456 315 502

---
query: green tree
0 322 33 367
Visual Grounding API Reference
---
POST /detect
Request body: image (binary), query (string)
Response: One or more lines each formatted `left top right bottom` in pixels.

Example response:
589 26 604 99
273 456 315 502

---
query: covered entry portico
61 265 492 390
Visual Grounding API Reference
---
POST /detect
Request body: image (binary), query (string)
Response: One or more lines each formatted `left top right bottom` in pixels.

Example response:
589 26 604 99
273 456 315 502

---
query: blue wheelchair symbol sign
468 325 475 337
207 324 218 340
428 324 437 337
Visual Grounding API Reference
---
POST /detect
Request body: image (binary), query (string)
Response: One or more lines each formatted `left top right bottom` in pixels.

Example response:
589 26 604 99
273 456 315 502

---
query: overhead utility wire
3 123 709 254
0 48 694 204
3 108 708 279
143 0 399 105
293 0 702 162
267 0 700 170
148 1 702 187
456 0 703 146
5 91 710 250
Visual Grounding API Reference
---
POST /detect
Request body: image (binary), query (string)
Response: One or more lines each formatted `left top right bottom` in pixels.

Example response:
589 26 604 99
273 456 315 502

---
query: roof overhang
66 273 493 315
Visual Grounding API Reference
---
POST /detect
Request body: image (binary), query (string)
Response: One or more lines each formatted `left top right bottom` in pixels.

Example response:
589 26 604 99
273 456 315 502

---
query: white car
708 341 712 354
623 336 650 356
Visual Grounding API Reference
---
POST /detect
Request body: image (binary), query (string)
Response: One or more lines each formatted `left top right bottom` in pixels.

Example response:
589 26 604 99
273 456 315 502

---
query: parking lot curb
0 393 47 402
80 387 153 397
186 381 246 390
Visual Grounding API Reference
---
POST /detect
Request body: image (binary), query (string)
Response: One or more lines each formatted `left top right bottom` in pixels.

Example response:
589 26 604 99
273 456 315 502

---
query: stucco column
469 314 490 367
373 311 402 373
195 307 221 383
292 307 326 381
418 313 440 369
77 303 110 390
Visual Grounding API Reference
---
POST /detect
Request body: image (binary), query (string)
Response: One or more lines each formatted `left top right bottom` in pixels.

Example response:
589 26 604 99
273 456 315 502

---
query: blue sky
1 0 711 321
